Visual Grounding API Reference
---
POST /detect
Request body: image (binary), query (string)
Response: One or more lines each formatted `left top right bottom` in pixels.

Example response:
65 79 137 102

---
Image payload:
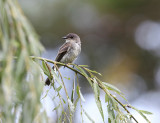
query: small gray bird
45 33 81 85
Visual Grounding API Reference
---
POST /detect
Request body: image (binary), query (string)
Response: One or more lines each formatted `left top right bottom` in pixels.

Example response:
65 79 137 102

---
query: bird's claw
72 64 78 68
63 63 70 68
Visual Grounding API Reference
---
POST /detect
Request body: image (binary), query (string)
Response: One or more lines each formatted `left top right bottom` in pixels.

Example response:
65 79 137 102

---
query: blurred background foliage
1 0 160 122
19 0 160 121
17 0 160 122
0 0 47 122
18 0 160 91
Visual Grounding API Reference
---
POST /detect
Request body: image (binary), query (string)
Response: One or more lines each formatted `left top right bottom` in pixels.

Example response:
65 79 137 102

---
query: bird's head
62 33 81 43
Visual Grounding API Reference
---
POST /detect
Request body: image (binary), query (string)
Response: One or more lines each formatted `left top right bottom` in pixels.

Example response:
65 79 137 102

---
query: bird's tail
45 78 51 86
45 65 61 86
45 66 55 86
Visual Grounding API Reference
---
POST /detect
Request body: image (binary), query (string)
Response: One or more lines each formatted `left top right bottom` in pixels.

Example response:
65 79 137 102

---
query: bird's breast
61 43 81 63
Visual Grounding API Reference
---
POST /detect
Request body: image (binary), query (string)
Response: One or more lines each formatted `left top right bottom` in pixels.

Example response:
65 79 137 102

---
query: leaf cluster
0 0 47 122
35 56 152 123
0 0 152 122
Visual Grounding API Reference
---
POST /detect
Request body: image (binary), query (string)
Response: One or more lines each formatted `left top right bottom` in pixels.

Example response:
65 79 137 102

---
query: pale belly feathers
61 43 81 63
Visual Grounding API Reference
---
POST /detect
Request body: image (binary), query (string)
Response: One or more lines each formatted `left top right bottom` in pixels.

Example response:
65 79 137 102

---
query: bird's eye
70 36 73 39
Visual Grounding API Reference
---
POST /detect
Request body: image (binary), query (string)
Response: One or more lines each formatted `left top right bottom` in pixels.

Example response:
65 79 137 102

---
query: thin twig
75 73 84 123
54 63 69 98
54 63 73 122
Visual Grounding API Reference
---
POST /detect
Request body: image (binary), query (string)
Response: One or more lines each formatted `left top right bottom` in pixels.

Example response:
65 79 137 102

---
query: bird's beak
62 36 67 39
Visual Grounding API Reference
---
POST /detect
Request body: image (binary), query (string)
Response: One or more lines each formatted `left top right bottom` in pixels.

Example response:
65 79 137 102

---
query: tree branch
31 56 138 123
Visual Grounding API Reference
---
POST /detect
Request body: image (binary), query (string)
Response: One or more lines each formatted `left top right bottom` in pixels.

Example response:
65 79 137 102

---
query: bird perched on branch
45 33 81 85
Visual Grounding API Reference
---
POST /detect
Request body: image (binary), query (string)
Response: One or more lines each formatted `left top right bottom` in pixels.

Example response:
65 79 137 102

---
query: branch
30 56 84 76
31 56 139 123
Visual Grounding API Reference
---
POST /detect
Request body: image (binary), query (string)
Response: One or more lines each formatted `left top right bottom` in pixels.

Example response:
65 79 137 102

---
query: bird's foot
63 63 70 68
72 63 78 68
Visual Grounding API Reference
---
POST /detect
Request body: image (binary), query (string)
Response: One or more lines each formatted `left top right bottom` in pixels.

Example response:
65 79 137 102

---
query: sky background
19 0 160 122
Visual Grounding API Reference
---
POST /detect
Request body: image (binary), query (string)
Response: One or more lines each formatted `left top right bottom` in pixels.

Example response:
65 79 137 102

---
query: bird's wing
55 42 71 62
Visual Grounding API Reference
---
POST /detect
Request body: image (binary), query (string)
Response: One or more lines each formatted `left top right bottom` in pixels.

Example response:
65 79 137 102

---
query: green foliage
36 56 152 123
0 0 152 122
0 0 47 122
93 79 104 122
128 105 152 123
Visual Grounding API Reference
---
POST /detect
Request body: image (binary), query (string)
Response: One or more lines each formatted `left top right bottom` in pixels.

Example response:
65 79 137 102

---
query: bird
45 33 81 85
